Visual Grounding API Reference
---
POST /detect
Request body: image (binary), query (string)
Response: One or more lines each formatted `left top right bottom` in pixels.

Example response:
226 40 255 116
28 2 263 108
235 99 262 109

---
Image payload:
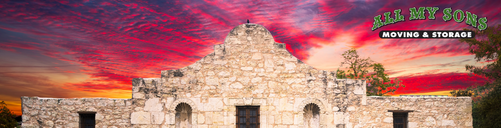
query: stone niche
21 23 472 128
303 103 320 128
175 103 192 128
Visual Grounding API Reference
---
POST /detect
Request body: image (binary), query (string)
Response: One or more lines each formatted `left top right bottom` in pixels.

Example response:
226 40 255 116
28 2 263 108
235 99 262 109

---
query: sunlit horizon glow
1 0 500 115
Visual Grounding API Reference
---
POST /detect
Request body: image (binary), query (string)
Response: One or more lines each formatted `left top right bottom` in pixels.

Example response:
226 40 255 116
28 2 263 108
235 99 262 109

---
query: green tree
366 63 405 96
340 49 373 79
337 49 404 96
458 24 501 97
0 101 18 128
450 85 474 97
336 69 347 79
449 88 473 97
474 84 501 128
460 24 501 83
450 24 501 128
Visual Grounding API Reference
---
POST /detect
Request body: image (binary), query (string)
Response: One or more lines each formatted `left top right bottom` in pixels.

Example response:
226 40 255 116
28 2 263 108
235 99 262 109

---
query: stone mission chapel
21 24 472 128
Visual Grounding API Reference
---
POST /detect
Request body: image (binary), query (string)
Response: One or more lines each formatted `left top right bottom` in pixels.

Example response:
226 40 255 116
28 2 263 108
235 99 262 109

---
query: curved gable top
162 23 314 73
224 23 276 47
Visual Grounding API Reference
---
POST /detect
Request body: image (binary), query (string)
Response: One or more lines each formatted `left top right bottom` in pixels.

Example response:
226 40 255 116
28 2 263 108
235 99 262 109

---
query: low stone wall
21 97 133 128
348 96 472 128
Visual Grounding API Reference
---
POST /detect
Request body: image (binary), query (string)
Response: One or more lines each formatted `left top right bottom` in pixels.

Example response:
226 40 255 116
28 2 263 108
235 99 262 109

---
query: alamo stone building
21 24 472 128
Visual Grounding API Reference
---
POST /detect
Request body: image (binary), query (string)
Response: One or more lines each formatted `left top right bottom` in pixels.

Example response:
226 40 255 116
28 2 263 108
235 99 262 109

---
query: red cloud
395 73 488 95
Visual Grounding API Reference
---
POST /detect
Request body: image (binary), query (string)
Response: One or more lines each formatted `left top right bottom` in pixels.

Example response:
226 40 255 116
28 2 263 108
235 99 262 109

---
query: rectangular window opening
392 112 408 128
236 106 260 128
79 112 96 128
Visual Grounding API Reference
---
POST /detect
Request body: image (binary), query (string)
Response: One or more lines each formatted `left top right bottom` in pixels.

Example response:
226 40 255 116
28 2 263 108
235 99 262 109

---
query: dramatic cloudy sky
1 0 500 115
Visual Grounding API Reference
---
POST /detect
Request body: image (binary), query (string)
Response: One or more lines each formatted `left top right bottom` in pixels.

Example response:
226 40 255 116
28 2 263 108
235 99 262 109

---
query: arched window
303 103 320 128
175 103 192 128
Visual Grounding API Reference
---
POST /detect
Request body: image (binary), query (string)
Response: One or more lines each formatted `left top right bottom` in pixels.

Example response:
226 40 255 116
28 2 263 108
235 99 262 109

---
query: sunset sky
1 0 500 115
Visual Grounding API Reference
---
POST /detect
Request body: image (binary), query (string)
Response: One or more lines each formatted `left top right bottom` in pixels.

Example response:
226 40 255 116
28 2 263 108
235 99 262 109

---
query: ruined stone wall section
21 97 133 128
132 78 163 99
349 97 472 128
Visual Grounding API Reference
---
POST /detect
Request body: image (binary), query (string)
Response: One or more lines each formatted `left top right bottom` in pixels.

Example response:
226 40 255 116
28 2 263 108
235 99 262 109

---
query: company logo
372 7 487 39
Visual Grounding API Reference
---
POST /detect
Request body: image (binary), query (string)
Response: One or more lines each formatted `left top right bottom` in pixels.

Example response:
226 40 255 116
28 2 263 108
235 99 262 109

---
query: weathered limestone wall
130 77 367 128
21 97 133 128
127 24 367 128
349 97 472 128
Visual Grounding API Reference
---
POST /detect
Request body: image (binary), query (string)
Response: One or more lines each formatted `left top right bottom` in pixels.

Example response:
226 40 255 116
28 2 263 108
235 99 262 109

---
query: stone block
86 107 97 112
324 114 333 127
344 112 351 124
192 113 198 125
265 58 274 68
353 85 364 95
44 121 54 127
151 112 164 124
251 77 262 83
198 113 205 124
202 98 223 111
354 124 363 128
229 113 236 124
260 113 267 126
224 114 230 125
333 106 339 112
29 110 37 116
347 106 355 111
408 122 418 128
165 113 175 125
213 112 224 125
279 98 293 111
361 95 367 105
282 112 293 124
230 82 243 89
383 117 392 123
67 123 78 127
425 116 436 126
441 120 455 126
268 115 275 124
334 112 344 124
144 98 163 112
244 98 253 105
131 112 151 124
96 113 104 120
198 125 208 128
294 113 302 125
163 97 175 110
274 113 282 124
285 62 296 71
206 76 219 86
465 120 472 126
241 67 253 71
252 53 263 60
206 112 213 124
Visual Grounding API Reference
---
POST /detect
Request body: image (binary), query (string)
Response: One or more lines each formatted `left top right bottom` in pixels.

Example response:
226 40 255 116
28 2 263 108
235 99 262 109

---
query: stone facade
21 23 472 128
